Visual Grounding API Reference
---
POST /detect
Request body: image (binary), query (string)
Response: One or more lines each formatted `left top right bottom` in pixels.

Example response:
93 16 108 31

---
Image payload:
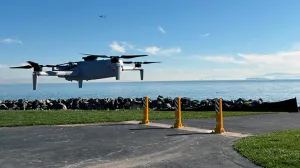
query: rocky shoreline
0 95 298 112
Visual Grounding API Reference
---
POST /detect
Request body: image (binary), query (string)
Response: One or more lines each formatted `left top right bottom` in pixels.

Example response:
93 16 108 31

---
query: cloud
110 40 181 56
120 41 134 49
200 33 210 37
137 46 181 56
197 55 246 64
109 41 126 53
195 46 300 74
0 64 8 68
1 38 23 44
139 46 160 55
236 51 300 67
158 26 165 34
109 41 136 53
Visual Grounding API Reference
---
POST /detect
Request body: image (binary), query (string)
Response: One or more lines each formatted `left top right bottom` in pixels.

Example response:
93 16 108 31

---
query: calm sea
1 80 300 104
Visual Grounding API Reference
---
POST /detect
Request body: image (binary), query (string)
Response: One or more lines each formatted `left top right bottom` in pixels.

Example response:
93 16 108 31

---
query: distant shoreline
2 78 300 85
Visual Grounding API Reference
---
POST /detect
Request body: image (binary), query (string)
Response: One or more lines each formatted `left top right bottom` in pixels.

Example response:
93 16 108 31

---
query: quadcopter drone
10 54 161 90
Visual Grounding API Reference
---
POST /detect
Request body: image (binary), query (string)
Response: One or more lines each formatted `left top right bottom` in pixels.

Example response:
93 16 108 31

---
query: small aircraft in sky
99 15 106 18
10 54 160 90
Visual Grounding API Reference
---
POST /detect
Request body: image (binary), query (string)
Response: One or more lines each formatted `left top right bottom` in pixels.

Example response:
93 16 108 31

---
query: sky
1 0 300 84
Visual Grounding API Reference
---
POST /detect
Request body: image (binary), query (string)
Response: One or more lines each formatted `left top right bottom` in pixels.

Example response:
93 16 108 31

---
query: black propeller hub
110 57 119 63
135 62 142 68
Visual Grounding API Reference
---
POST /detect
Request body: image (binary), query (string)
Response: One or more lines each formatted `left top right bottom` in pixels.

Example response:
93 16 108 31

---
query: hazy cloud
236 51 300 67
1 38 23 44
137 46 181 56
158 26 165 34
197 55 246 64
138 46 160 55
110 40 181 56
0 64 8 68
120 41 134 49
109 41 126 53
197 48 300 70
200 33 210 37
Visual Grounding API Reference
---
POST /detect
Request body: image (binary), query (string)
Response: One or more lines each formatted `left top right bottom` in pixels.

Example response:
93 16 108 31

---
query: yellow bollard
140 96 150 124
214 98 225 133
173 97 183 128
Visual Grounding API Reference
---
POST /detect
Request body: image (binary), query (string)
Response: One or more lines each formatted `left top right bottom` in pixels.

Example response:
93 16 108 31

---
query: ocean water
1 80 300 104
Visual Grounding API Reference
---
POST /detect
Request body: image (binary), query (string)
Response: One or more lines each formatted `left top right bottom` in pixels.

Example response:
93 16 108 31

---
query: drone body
10 54 160 90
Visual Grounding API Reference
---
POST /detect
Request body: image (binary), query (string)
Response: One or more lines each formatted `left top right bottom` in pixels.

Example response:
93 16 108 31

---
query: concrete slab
0 112 299 168
0 121 257 168
153 112 300 135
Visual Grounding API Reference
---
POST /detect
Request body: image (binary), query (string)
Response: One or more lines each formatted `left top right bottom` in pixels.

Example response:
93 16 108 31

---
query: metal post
214 98 225 133
173 97 183 128
140 96 150 124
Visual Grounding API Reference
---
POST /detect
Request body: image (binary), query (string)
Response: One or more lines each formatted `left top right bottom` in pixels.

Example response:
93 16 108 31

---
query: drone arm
121 66 142 71
31 71 78 91
37 71 78 76
121 66 144 80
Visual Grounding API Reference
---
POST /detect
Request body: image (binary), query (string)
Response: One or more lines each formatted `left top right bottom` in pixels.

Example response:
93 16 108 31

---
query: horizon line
2 78 300 85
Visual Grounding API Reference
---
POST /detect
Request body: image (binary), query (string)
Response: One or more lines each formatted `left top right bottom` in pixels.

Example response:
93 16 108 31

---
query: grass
0 110 273 127
233 129 300 168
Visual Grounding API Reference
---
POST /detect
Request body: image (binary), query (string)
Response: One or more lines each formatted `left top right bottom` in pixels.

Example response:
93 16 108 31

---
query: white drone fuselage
33 59 143 90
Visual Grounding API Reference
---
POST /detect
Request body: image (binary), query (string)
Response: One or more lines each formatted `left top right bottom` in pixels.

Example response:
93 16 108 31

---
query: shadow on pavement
166 132 213 136
129 127 171 131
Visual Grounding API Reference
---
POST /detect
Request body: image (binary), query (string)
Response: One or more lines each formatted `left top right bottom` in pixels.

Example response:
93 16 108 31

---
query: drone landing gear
33 72 38 90
140 69 144 80
115 64 121 80
78 80 83 88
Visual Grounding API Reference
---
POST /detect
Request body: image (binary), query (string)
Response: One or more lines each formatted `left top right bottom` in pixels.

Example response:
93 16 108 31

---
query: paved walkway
0 112 299 168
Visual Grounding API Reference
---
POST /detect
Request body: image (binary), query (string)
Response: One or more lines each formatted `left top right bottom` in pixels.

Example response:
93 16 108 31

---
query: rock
52 103 67 110
0 96 294 112
0 104 8 110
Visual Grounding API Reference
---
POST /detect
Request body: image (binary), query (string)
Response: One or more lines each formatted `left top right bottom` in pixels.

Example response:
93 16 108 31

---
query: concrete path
0 112 299 168
155 112 300 135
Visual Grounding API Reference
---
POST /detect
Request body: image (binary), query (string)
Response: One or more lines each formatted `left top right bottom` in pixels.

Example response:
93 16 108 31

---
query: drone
10 54 161 90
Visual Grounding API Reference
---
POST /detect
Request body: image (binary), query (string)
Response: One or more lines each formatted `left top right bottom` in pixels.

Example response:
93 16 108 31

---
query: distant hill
246 77 270 80
248 72 300 80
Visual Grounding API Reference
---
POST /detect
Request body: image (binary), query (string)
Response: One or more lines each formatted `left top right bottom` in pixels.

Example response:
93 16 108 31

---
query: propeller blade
27 61 39 67
56 61 78 66
44 65 57 67
80 53 108 57
122 61 134 64
10 65 32 69
10 61 44 72
142 61 161 64
120 55 148 59
122 61 161 64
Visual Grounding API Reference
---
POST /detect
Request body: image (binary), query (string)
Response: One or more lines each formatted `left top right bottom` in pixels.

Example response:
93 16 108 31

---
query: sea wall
0 95 298 112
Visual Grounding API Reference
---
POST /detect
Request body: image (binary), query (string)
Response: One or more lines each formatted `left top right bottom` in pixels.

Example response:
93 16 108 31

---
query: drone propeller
122 61 161 68
123 61 161 64
55 61 80 66
9 65 32 69
10 61 57 71
80 53 148 61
